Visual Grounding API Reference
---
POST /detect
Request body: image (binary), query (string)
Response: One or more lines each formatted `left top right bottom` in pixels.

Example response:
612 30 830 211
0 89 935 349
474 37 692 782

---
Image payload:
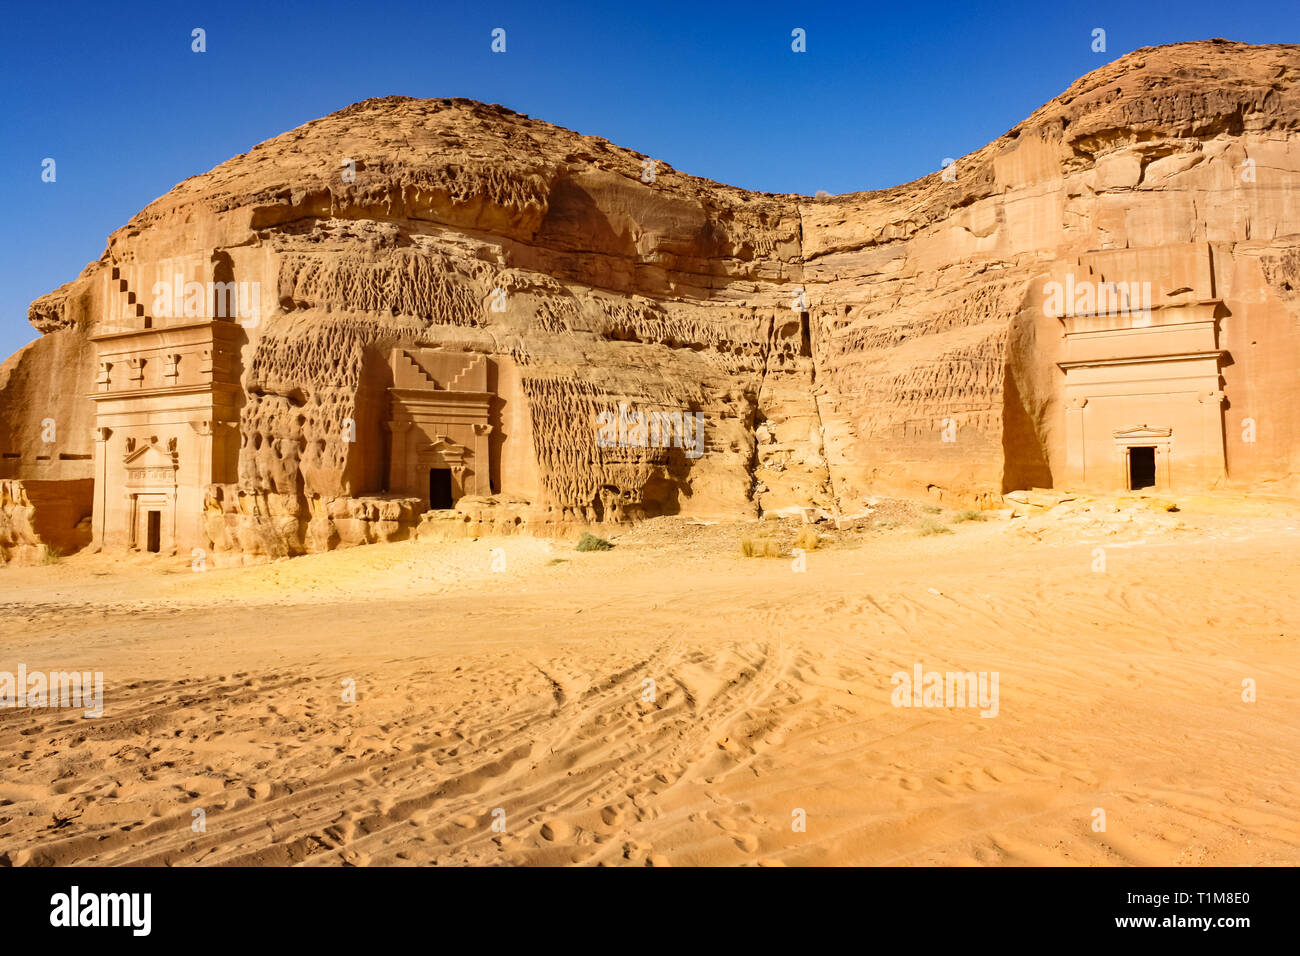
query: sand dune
1 498 1297 866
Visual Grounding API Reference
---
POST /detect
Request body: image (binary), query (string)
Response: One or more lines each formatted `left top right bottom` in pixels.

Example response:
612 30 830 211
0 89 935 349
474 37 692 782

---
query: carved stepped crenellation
396 352 439 388
101 266 153 333
447 353 486 391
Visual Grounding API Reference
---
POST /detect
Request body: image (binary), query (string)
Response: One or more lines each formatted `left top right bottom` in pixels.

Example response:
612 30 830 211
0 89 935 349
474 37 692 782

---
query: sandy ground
1 495 1297 867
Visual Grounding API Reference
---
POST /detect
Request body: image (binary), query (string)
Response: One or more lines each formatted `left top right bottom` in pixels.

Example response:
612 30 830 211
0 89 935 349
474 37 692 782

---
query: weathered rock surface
2 40 1297 562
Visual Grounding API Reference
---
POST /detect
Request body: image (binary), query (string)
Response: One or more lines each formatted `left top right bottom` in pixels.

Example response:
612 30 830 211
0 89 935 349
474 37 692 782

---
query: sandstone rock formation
1 39 1297 564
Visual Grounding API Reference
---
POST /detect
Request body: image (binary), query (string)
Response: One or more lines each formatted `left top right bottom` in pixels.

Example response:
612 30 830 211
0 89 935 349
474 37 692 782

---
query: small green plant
953 509 987 523
917 518 953 536
41 546 63 566
575 532 613 552
547 558 568 566
922 504 943 514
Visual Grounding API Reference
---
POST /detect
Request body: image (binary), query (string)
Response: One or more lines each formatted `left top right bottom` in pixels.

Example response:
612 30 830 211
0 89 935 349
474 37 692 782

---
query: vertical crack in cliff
795 198 838 515
807 304 838 515
749 311 775 510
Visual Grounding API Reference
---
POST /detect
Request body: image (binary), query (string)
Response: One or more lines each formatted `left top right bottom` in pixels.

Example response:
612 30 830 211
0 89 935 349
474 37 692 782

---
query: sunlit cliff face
2 40 1298 564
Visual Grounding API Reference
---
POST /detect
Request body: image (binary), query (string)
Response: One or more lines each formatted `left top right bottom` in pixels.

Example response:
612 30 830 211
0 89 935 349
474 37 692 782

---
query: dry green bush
740 536 782 558
793 526 821 551
576 533 613 552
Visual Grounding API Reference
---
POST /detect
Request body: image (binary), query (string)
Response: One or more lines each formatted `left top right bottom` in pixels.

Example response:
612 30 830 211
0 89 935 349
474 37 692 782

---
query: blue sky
1 0 1294 359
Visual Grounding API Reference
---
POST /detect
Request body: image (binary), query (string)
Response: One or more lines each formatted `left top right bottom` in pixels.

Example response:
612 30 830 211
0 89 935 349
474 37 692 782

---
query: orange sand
1 497 1297 866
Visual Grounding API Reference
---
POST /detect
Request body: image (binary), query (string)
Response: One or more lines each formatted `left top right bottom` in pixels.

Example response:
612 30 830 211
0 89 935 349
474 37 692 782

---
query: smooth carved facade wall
90 320 242 553
1051 244 1229 492
387 349 494 509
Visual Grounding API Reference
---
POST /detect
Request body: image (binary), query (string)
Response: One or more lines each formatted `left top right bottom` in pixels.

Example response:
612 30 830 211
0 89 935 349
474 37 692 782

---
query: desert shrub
922 504 943 514
547 558 568 566
793 526 821 551
953 510 987 523
740 536 781 558
41 546 63 565
917 518 952 536
576 532 613 552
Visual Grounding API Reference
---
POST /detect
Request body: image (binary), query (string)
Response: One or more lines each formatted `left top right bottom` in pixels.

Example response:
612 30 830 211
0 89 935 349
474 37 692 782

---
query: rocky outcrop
0 479 93 563
802 40 1300 504
2 40 1297 563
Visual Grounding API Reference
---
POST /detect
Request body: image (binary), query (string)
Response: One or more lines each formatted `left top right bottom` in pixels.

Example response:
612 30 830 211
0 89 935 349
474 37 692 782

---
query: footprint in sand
540 819 571 842
600 805 624 827
732 833 759 853
324 819 357 844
